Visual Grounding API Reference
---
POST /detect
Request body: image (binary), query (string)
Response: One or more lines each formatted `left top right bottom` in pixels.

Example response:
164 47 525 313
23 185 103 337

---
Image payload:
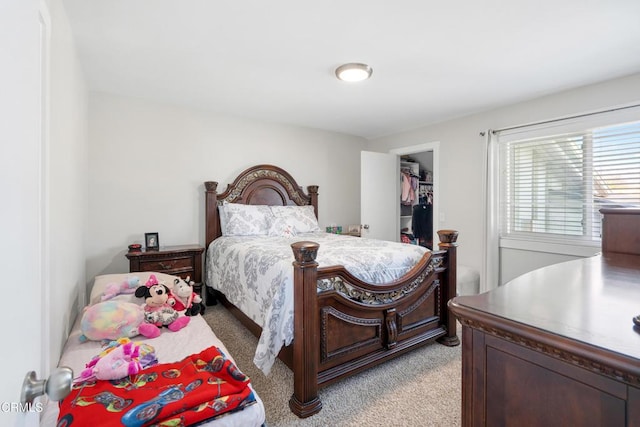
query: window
499 120 640 244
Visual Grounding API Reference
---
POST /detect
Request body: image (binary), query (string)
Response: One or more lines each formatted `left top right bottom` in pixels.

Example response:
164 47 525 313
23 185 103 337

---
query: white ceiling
62 0 640 139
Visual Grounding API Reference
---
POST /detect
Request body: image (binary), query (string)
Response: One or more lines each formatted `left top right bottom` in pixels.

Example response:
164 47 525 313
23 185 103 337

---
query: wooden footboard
289 231 459 418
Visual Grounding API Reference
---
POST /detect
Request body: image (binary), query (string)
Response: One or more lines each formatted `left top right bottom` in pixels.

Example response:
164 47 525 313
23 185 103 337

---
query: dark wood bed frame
204 164 460 418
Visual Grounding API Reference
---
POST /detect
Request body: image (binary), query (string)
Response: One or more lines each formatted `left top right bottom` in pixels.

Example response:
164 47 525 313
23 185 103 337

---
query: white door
1 2 46 425
361 151 399 241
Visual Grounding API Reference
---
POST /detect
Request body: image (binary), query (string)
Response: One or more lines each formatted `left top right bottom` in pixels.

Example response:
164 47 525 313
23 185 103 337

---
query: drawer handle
158 262 174 270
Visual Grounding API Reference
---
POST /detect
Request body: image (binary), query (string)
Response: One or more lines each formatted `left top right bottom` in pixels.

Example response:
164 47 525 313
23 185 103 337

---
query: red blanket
57 346 256 427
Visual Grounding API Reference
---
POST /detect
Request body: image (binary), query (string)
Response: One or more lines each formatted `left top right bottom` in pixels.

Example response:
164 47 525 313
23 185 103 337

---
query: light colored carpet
203 305 462 427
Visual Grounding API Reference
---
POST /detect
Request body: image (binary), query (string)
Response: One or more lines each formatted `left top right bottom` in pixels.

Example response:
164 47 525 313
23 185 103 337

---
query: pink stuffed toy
76 338 157 383
100 276 140 301
134 274 190 339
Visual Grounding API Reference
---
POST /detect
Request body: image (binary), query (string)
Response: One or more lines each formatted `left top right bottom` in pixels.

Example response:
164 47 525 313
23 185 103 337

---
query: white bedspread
206 232 429 374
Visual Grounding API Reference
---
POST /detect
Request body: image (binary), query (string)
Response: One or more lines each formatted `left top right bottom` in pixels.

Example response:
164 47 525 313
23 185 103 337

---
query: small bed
203 164 460 418
41 271 266 427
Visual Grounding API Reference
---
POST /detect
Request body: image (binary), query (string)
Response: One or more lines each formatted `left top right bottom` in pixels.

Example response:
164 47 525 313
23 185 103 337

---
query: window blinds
498 118 640 243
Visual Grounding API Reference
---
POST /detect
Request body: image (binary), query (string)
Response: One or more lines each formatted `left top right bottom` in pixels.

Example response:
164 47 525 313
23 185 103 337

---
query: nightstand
125 244 205 295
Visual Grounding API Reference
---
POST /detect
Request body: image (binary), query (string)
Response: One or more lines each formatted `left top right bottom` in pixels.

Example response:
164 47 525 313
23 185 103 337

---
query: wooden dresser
125 244 205 294
449 208 640 426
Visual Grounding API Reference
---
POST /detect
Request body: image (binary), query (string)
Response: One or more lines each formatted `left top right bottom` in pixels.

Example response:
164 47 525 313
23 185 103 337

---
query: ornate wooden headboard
204 164 319 248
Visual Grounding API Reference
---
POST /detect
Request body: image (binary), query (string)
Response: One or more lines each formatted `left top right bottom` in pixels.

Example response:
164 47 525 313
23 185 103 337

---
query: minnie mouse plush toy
134 274 190 338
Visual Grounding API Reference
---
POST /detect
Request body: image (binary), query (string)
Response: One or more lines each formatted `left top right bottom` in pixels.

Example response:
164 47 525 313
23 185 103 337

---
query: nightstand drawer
126 244 205 294
139 256 193 273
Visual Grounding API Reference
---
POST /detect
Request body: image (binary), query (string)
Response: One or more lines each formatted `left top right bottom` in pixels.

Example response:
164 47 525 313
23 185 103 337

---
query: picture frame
348 224 361 234
145 232 159 250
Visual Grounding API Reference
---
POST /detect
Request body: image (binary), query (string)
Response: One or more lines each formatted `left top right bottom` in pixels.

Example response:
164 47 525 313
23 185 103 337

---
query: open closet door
361 151 399 242
1 2 46 425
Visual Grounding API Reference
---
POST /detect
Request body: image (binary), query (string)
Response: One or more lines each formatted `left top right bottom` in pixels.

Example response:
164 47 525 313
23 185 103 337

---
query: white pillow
222 203 273 236
270 205 321 234
268 217 297 237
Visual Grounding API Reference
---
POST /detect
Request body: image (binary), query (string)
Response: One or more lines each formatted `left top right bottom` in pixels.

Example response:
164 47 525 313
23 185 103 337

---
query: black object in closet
412 203 433 249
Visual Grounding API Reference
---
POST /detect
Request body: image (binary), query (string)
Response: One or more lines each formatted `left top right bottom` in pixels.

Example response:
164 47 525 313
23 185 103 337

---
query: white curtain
481 130 500 292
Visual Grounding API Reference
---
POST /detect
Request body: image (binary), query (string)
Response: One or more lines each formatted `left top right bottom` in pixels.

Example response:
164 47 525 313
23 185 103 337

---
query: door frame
390 141 440 246
39 0 51 380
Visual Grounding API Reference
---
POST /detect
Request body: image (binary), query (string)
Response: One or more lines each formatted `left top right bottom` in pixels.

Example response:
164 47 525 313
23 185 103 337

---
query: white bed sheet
41 275 265 427
206 231 429 375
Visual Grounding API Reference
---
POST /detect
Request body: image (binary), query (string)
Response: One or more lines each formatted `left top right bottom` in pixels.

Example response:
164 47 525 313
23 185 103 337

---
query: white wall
48 0 88 367
86 93 366 282
86 74 640 294
368 73 640 288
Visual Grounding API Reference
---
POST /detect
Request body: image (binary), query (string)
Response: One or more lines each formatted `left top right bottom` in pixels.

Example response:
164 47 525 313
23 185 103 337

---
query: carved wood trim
320 306 382 363
398 279 440 332
316 255 444 305
291 241 319 263
385 308 398 349
218 166 311 206
458 317 640 386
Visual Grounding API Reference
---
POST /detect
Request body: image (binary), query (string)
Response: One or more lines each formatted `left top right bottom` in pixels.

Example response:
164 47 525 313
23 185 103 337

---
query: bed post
289 241 322 418
437 229 460 346
307 185 319 218
204 182 220 306
204 181 219 248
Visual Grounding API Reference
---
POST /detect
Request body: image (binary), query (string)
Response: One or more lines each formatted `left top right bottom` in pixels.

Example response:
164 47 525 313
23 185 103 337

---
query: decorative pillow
222 203 273 236
79 301 144 342
270 205 321 234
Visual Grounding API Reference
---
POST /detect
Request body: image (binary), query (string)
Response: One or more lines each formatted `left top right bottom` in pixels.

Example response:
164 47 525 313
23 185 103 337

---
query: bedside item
144 232 159 250
125 244 204 295
127 243 142 252
326 225 342 234
326 225 362 236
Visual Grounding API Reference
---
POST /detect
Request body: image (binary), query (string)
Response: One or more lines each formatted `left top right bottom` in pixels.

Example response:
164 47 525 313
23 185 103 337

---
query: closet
400 157 433 249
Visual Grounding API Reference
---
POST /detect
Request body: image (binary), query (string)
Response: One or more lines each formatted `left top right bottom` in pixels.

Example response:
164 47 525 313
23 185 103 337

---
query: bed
41 271 266 427
203 164 460 418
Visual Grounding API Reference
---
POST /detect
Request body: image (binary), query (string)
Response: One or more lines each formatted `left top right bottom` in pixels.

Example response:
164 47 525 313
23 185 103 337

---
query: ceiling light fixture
335 63 373 82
